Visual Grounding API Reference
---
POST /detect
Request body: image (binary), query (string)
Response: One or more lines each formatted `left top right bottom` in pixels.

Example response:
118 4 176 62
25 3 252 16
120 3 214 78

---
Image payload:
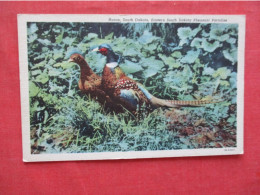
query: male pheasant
68 53 123 112
93 44 221 115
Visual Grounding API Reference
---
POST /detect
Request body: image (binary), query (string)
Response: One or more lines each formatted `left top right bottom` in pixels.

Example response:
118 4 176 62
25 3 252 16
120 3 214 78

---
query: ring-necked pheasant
68 53 123 112
93 44 221 115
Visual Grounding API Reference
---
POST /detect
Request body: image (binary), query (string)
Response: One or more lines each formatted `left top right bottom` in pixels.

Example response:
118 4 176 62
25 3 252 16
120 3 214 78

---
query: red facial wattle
99 48 108 56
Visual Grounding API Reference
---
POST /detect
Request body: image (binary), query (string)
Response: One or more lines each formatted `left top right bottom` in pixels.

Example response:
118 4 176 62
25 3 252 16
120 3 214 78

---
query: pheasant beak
92 47 99 52
68 58 74 63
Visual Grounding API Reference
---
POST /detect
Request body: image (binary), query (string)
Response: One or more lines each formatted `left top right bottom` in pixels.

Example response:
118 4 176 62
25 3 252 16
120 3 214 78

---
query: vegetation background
27 22 238 154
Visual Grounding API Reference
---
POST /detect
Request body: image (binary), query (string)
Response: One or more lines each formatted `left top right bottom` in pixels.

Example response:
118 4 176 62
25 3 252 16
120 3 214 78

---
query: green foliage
223 49 237 65
27 22 238 154
213 67 231 80
120 60 143 74
180 50 200 64
29 81 40 97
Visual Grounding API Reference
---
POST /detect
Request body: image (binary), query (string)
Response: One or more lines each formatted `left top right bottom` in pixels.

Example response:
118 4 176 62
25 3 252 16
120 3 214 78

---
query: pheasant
93 44 222 115
68 53 123 112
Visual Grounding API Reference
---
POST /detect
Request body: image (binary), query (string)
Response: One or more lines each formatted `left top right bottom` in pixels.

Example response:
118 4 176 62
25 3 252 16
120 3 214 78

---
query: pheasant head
68 53 94 77
93 44 119 64
68 53 86 65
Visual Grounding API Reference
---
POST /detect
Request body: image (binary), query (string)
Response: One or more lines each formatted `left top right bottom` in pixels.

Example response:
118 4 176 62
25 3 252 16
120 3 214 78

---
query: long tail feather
164 98 223 107
137 83 223 108
150 96 224 108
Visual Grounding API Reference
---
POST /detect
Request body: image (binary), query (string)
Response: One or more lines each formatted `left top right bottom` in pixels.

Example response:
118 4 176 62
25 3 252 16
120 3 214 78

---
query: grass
30 89 236 154
31 91 184 153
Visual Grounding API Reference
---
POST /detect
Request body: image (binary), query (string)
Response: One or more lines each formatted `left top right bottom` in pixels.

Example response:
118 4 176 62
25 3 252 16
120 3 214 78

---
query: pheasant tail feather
150 96 224 108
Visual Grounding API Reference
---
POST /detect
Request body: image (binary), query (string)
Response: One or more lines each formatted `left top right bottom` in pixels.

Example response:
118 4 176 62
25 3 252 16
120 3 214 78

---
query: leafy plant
27 22 238 154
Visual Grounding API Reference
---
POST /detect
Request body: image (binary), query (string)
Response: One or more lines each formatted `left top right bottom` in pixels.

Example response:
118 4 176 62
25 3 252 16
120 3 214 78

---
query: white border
18 14 245 162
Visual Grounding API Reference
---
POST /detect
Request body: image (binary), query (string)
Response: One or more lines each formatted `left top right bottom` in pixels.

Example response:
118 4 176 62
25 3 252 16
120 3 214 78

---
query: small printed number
224 148 235 151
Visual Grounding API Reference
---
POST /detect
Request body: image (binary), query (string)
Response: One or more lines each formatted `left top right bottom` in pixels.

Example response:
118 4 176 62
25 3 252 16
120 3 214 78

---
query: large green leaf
171 51 182 59
141 57 164 69
177 26 201 46
53 49 64 61
223 49 237 65
27 23 38 35
77 42 90 52
143 68 158 78
123 44 140 57
220 80 230 87
191 38 203 48
169 62 181 69
120 60 143 74
31 69 42 76
213 67 231 80
203 67 215 75
54 61 75 70
88 33 98 40
88 39 112 48
29 81 40 97
55 26 65 44
48 68 63 77
201 39 221 52
138 30 158 44
105 32 114 40
159 54 181 69
180 50 200 64
37 39 52 45
86 52 106 74
63 37 76 45
34 72 49 84
177 27 192 40
210 29 229 42
28 34 38 43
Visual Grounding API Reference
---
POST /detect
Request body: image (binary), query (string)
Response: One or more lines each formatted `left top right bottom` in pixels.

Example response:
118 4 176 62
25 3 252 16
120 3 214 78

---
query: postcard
18 14 245 162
